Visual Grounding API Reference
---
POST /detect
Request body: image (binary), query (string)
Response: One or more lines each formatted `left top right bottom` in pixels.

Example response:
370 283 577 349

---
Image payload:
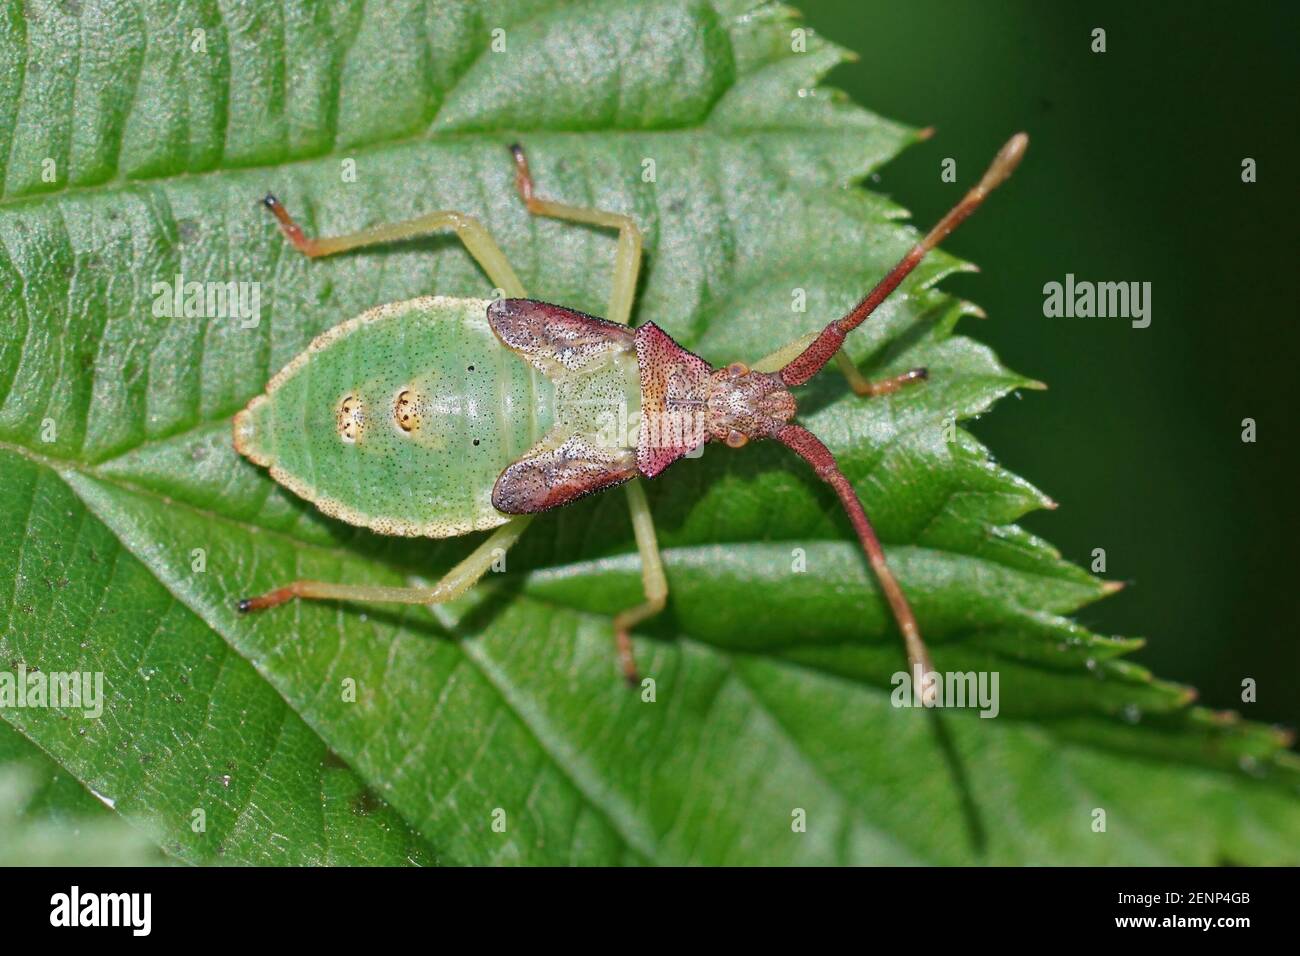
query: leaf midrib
0 438 1059 865
1 432 1271 794
0 432 1095 632
0 0 720 207
0 126 778 213
11 439 1297 864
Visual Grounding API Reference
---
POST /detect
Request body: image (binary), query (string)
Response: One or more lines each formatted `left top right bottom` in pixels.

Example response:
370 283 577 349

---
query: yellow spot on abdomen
337 394 363 444
394 388 424 433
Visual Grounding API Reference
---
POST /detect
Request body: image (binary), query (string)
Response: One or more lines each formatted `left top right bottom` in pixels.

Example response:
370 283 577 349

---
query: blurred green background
800 0 1298 728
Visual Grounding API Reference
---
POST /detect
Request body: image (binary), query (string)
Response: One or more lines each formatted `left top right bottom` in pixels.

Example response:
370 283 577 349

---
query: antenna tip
980 132 1029 192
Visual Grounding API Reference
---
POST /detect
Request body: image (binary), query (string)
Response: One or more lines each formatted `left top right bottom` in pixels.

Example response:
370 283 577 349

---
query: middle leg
611 481 668 686
509 144 668 682
509 144 643 325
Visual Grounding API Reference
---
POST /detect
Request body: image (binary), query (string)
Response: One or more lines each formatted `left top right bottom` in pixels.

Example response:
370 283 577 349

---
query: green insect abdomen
234 296 554 537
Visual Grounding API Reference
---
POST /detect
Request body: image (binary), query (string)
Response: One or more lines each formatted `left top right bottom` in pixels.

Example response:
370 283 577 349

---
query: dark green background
801 0 1298 727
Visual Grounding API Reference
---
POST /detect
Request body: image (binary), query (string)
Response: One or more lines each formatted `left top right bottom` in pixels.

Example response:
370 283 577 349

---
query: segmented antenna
781 133 1028 387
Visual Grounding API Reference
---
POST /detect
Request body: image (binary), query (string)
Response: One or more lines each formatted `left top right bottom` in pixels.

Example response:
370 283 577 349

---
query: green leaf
1 0 1297 865
0 720 161 864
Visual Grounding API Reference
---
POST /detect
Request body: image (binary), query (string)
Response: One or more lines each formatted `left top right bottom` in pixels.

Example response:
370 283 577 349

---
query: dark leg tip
914 367 929 380
623 671 642 689
261 193 279 209
508 142 523 157
236 598 253 614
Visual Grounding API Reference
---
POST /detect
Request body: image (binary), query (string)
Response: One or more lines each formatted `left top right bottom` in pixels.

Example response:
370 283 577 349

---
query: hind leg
509 144 643 325
263 197 526 298
238 517 533 613
247 199 535 614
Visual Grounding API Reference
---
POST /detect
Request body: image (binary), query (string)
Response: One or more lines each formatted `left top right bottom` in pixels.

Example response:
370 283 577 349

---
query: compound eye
725 362 749 378
725 429 748 449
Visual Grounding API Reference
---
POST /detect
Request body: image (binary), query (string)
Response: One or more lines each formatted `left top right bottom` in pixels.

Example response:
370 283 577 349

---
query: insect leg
749 326 930 399
238 517 533 612
751 331 820 373
508 145 668 683
610 481 668 687
508 144 642 326
261 198 526 298
829 353 930 397
843 366 929 397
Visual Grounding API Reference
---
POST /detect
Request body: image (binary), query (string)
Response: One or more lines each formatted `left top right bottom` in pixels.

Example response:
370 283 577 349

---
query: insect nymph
234 135 1028 697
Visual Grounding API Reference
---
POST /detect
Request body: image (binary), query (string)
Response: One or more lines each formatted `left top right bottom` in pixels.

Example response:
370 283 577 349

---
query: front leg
835 356 928 396
754 334 928 398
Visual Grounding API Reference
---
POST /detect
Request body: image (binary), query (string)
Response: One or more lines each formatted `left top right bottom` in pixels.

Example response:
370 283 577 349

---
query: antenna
781 133 1028 387
774 423 937 705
